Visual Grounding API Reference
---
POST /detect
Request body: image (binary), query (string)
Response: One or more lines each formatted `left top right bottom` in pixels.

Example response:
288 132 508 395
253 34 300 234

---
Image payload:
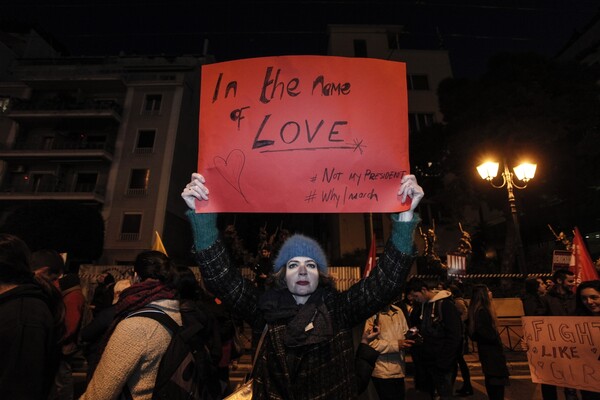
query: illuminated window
127 169 149 195
0 97 10 112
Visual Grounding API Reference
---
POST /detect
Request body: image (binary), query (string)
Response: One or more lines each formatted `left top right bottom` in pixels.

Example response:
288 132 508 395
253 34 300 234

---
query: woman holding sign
467 284 510 400
182 172 423 400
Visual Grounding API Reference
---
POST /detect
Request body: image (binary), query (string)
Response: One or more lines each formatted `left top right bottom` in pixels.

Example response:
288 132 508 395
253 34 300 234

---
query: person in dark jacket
181 172 423 400
449 284 473 397
467 284 510 400
0 233 64 400
80 279 131 382
355 324 380 394
406 278 463 400
521 277 547 316
32 248 85 400
540 268 578 400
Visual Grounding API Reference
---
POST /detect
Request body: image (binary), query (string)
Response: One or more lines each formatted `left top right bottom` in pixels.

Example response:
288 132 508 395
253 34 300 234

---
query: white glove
181 173 209 210
396 174 424 221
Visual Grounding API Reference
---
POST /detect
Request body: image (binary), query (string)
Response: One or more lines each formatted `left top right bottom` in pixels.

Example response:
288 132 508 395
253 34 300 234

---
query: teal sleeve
185 210 218 250
390 213 421 254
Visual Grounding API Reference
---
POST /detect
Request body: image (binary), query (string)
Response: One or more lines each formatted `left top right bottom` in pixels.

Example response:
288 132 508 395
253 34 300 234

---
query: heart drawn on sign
214 149 248 203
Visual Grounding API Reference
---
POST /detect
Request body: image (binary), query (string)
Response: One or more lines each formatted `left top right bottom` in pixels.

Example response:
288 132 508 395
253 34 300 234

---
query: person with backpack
363 298 414 400
81 250 180 400
168 265 224 399
406 278 463 400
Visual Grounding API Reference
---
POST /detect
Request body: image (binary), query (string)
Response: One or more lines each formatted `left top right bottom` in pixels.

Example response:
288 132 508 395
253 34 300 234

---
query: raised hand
397 174 424 221
181 173 209 210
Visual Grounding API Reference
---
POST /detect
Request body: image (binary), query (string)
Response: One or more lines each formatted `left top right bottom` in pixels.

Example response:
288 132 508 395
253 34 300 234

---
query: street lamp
476 159 537 274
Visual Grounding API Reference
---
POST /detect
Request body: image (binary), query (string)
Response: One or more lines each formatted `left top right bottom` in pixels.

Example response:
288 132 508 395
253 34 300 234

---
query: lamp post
476 159 537 275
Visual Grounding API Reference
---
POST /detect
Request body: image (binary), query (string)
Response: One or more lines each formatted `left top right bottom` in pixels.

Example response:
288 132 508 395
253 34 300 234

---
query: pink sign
198 56 409 213
522 316 600 392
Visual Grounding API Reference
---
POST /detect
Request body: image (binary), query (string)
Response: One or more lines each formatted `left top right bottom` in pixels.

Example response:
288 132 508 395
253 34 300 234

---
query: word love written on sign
197 56 409 213
522 316 600 392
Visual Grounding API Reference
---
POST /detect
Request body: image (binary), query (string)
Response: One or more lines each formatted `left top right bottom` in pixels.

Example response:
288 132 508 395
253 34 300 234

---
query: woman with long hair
467 284 509 400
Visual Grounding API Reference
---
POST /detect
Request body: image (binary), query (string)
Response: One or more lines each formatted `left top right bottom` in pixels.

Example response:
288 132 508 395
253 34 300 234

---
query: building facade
326 24 453 259
0 51 213 264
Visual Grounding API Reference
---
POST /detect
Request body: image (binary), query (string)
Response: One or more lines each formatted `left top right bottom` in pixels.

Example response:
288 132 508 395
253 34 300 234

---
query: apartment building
0 49 213 264
326 24 453 259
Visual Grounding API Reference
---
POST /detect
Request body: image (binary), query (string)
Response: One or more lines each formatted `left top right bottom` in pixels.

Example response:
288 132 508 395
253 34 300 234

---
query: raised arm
336 174 424 326
181 173 259 321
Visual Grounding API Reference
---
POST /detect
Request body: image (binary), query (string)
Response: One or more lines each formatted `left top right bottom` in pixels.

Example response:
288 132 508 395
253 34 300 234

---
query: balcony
0 141 115 161
4 98 122 122
0 181 106 203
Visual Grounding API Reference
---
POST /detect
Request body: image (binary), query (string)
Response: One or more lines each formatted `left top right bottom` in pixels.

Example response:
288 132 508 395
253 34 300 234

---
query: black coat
417 294 463 372
540 287 576 316
355 343 379 394
0 284 61 399
195 239 414 400
470 309 509 378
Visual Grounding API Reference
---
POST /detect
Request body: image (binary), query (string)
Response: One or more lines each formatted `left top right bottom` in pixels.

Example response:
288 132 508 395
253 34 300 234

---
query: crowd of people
1 171 599 400
521 271 600 400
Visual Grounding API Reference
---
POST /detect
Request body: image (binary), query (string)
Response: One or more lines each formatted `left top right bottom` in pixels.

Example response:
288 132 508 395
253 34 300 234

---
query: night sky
4 1 599 77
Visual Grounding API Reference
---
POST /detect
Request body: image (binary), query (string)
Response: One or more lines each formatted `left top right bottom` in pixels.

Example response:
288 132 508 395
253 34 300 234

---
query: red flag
573 227 599 283
363 233 377 278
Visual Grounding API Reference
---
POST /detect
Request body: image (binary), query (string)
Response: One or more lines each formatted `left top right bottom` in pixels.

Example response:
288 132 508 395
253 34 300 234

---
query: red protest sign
198 56 409 213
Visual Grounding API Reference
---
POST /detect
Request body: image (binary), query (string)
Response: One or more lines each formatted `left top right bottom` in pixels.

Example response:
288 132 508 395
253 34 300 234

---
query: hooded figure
182 172 424 400
407 278 463 400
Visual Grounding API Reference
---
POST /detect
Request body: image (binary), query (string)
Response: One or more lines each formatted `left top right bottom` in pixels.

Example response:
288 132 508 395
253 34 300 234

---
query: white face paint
285 256 319 304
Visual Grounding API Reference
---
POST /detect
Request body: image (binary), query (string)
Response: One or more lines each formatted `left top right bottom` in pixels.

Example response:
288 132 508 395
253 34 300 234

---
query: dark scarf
259 287 333 347
95 279 176 364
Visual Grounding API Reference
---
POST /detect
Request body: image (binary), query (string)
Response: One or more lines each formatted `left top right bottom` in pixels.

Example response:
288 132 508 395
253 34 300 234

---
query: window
127 169 150 195
353 39 367 57
75 173 98 192
143 94 162 114
407 74 430 90
408 113 434 133
120 213 142 241
135 130 156 153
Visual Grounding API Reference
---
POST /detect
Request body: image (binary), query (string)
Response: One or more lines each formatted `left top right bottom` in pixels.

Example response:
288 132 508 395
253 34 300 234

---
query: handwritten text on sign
522 316 600 392
197 56 409 213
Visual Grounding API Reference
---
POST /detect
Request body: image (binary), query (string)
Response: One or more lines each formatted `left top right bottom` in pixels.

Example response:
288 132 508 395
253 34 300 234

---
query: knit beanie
273 234 328 273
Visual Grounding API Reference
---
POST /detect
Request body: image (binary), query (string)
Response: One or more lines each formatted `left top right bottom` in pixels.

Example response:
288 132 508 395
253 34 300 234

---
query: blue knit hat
273 234 328 273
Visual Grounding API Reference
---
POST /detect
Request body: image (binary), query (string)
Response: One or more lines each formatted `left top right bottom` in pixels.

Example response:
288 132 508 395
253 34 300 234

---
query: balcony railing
119 233 140 241
125 188 148 196
6 141 115 154
7 98 123 115
0 181 106 197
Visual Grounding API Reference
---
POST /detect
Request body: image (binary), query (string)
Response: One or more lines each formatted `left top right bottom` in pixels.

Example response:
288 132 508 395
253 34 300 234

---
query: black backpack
126 307 221 400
